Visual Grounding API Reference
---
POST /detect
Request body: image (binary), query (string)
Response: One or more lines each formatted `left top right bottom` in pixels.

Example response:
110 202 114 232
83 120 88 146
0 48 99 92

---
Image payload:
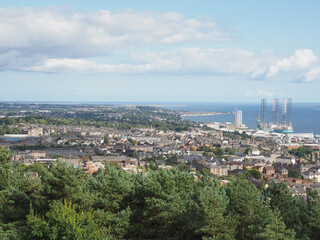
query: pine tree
306 190 320 239
263 181 308 239
0 147 13 190
25 200 105 240
88 163 134 238
258 208 295 240
226 177 275 240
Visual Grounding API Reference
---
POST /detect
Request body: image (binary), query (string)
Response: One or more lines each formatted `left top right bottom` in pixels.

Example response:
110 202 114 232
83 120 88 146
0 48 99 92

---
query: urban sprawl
1 102 320 196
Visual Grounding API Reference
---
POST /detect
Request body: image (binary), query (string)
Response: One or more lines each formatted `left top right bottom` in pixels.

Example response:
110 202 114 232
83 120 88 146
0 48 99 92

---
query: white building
236 110 242 126
252 150 261 156
275 156 296 164
302 168 320 182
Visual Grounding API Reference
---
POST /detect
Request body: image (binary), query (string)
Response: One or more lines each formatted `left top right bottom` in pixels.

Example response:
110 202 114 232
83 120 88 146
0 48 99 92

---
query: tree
0 161 44 239
214 147 224 156
288 170 300 178
127 168 235 239
103 136 109 144
306 190 320 239
246 169 262 179
0 145 317 239
263 181 307 239
226 177 277 240
87 163 134 238
0 147 13 190
259 208 295 240
25 201 105 240
181 175 235 239
289 147 311 159
40 162 90 211
225 147 236 155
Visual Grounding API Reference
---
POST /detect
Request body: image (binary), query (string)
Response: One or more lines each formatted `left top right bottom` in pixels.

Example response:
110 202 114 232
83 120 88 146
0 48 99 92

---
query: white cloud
303 66 320 82
134 48 275 75
0 7 319 83
27 48 275 75
267 49 318 77
26 58 151 73
245 90 275 97
14 47 320 84
0 8 231 63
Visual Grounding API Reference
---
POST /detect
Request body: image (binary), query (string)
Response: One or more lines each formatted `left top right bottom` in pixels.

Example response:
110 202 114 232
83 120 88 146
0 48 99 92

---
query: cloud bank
267 49 318 77
1 7 320 83
26 48 274 76
26 48 320 83
0 8 231 59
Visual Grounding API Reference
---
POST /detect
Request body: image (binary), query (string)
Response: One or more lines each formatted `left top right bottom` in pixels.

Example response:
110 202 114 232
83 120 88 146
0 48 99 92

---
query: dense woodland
0 146 320 240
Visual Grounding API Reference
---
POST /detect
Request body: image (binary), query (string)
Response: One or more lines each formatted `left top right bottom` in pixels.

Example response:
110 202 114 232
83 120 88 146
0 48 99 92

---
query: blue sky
1 0 320 102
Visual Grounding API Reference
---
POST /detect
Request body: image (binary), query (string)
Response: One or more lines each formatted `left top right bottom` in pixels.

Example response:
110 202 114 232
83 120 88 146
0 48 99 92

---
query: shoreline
180 112 232 117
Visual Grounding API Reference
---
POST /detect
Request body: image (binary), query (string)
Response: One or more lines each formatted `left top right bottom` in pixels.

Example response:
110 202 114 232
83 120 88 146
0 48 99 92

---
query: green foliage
50 154 63 160
306 190 320 239
1 105 196 132
0 149 319 239
128 138 138 144
165 155 178 165
20 163 48 178
289 147 311 159
214 147 225 156
10 144 48 151
198 146 215 152
25 201 104 240
0 147 13 190
225 147 237 155
246 169 262 179
226 178 286 240
127 151 138 158
149 160 158 171
0 146 12 164
198 145 226 156
103 136 109 144
0 124 21 135
263 181 307 239
87 164 134 238
128 168 234 239
40 162 89 209
288 169 300 178
259 208 296 240
0 160 44 239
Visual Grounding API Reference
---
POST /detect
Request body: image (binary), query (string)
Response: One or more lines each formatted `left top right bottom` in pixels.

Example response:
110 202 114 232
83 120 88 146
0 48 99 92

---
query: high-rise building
261 99 267 126
236 110 242 126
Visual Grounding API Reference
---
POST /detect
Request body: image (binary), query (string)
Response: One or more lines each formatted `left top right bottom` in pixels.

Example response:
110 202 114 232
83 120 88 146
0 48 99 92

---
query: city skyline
1 1 320 102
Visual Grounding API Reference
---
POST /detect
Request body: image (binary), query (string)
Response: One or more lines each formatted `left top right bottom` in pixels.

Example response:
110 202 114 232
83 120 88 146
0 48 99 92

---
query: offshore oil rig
257 98 293 133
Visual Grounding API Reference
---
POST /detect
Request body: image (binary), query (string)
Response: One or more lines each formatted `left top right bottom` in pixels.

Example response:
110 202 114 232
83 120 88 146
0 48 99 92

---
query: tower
235 106 237 125
287 98 292 127
272 98 279 125
236 110 242 126
282 98 287 125
261 99 267 127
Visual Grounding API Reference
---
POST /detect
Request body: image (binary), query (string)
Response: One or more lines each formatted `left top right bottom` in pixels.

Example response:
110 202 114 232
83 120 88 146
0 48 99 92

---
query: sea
4 101 320 135
160 102 320 135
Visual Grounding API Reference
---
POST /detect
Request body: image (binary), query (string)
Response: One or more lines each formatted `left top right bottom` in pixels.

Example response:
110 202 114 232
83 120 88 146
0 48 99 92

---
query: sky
1 0 320 102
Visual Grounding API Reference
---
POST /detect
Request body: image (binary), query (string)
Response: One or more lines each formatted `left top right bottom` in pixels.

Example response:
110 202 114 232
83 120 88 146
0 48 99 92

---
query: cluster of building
1 119 320 196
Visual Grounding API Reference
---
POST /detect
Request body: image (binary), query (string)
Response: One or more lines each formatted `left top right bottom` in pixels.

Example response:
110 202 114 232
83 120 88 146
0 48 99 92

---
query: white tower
236 110 242 126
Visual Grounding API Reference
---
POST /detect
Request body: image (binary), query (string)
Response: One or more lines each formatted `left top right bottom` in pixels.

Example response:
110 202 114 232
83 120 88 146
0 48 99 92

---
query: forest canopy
0 146 319 239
